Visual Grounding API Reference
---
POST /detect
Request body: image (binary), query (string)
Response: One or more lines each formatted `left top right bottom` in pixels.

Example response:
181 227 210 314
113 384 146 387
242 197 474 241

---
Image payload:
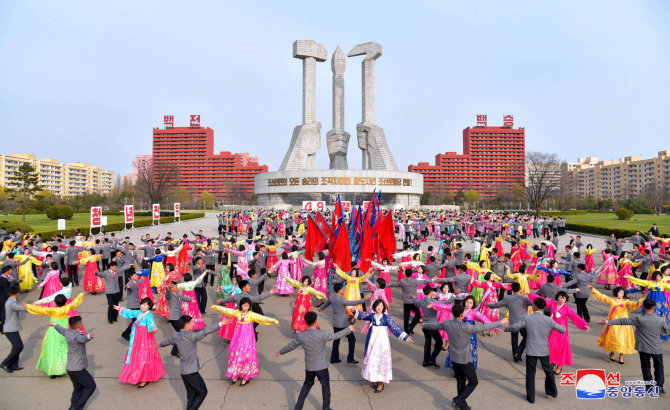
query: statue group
279 40 399 172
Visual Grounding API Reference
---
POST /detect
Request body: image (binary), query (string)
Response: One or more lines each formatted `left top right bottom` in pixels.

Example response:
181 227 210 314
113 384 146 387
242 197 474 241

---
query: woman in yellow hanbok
26 293 85 376
589 285 639 363
506 265 540 295
15 249 42 291
333 263 371 318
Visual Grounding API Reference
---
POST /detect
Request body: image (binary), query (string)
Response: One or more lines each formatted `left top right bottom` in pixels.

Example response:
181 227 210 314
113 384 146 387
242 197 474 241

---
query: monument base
255 169 423 210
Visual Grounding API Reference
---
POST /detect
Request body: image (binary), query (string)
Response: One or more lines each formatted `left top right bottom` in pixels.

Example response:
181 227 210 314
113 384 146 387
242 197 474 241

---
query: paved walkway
0 215 666 409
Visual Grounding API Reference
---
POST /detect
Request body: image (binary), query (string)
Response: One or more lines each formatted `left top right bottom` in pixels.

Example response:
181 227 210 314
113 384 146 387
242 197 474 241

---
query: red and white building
408 115 525 199
152 115 267 202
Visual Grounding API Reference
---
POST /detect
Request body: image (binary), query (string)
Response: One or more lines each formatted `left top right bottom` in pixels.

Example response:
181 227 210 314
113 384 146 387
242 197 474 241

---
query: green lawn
0 213 152 232
565 213 669 235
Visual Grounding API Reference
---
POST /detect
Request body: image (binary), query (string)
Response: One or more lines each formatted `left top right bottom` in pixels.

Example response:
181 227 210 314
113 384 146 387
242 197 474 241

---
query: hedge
0 221 35 233
565 222 668 238
33 212 205 238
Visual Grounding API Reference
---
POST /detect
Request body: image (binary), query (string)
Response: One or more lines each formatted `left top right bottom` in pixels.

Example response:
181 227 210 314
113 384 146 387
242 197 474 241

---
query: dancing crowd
0 210 668 410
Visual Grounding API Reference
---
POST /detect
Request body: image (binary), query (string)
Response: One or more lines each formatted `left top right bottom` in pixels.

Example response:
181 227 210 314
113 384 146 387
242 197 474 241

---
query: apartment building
0 153 115 196
562 150 670 199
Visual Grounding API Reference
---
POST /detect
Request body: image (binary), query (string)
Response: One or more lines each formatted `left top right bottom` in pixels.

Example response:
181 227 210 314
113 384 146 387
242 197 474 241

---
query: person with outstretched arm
277 311 355 410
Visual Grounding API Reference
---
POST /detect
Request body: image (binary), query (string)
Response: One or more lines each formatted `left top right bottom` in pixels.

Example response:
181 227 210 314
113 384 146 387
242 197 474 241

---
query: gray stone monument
348 42 398 171
279 40 327 171
326 46 350 170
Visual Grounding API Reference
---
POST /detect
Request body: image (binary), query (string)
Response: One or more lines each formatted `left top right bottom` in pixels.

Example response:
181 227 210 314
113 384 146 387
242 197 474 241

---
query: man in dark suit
0 266 12 333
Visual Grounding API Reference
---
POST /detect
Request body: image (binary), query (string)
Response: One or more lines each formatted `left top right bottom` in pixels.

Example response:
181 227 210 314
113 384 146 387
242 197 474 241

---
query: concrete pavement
0 214 666 409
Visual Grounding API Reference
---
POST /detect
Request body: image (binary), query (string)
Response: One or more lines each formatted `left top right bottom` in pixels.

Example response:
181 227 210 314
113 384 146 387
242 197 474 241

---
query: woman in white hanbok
354 299 414 393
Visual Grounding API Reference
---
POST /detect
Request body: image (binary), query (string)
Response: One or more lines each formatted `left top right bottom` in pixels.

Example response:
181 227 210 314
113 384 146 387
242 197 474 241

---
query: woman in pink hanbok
115 299 165 387
596 249 619 289
178 272 207 330
289 247 305 281
361 277 390 334
269 252 294 295
227 245 249 279
369 258 399 304
470 272 512 331
302 252 329 296
434 283 455 345
584 244 597 273
528 292 589 374
212 297 279 386
216 275 242 340
615 252 640 291
37 262 63 300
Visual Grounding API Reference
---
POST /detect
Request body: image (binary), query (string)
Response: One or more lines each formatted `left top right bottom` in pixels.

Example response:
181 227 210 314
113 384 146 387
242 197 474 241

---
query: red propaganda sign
174 203 181 217
476 114 487 126
503 114 514 127
124 205 134 223
190 115 200 127
302 201 325 211
90 207 102 228
341 201 352 212
164 115 174 128
152 204 160 220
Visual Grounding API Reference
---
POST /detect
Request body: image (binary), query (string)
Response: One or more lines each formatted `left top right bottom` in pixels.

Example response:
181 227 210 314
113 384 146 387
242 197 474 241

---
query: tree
524 151 563 216
420 191 431 205
135 158 181 205
33 189 56 211
172 187 192 206
454 189 465 203
642 184 669 214
6 163 41 222
200 191 215 209
464 190 480 208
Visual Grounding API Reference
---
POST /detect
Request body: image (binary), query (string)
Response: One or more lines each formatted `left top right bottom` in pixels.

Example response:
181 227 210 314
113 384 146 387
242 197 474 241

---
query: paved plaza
0 214 667 409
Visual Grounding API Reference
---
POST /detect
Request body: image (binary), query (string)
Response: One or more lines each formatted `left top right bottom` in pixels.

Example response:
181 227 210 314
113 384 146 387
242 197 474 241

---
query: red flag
360 220 372 273
305 216 327 261
378 211 396 260
315 212 336 246
333 224 352 270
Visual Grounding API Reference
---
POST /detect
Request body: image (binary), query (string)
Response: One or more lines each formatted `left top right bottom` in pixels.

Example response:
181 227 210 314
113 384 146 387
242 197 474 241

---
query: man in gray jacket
165 283 193 358
159 316 222 410
387 269 433 334
602 298 670 394
278 311 354 410
562 263 595 322
489 282 532 362
96 262 132 324
505 297 566 404
418 286 453 367
52 316 95 410
1 285 26 373
318 283 368 364
432 303 508 410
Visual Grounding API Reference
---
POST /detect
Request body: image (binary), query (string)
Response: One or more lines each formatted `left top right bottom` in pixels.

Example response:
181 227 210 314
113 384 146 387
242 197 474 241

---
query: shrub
46 206 59 220
46 205 74 220
615 208 634 220
0 220 35 234
102 210 122 216
13 208 42 215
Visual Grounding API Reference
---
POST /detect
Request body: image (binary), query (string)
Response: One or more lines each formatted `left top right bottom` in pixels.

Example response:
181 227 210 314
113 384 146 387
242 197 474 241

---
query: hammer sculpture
279 40 327 171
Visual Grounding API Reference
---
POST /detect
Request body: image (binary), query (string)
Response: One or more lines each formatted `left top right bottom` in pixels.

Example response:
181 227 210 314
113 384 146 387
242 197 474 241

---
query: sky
1 0 669 177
